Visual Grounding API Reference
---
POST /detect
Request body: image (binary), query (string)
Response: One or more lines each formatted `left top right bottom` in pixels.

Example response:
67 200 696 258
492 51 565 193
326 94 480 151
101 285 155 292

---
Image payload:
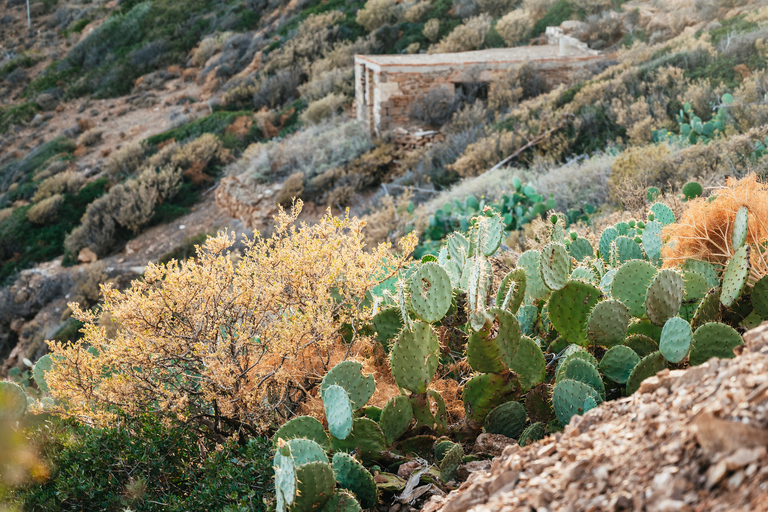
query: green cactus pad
561 357 605 400
321 361 375 412
324 385 353 440
599 269 616 297
459 256 492 296
286 439 329 466
518 250 550 303
599 227 619 263
553 379 601 426
331 418 386 462
752 276 768 319
390 321 439 394
645 269 684 326
31 354 54 394
0 381 27 421
568 237 594 262
483 401 527 438
625 351 667 395
475 214 505 257
642 220 663 263
274 417 330 450
587 299 630 348
410 390 448 432
659 316 692 364
434 440 455 463
467 308 521 374
692 287 721 329
496 268 526 314
319 491 362 512
582 394 598 414
439 443 464 482
292 462 336 512
682 181 703 200
359 406 382 422
556 345 599 378
732 206 749 249
410 263 452 323
517 305 538 336
680 271 711 322
332 453 378 509
518 422 546 447
571 266 597 284
548 280 602 346
508 335 546 391
599 345 640 384
612 236 644 265
275 442 297 510
626 319 662 342
647 187 660 203
720 245 750 308
623 334 659 357
649 203 675 226
612 260 657 318
462 373 519 423
689 322 744 366
372 308 403 349
525 384 554 424
540 243 571 291
682 259 720 289
447 232 470 265
379 396 413 446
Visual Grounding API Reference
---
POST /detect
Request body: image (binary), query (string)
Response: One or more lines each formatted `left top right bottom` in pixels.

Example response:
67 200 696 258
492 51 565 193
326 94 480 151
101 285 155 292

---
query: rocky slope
423 324 768 512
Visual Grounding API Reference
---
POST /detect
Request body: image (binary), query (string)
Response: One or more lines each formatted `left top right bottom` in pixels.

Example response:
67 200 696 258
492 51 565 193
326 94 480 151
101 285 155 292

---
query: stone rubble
423 323 768 512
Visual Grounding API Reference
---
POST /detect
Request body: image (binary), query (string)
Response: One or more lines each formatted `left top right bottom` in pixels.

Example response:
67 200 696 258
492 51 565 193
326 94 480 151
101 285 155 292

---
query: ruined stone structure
355 28 606 135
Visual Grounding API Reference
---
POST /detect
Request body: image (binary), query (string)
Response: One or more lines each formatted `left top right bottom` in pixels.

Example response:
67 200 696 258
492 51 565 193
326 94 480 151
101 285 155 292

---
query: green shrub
530 0 574 38
0 102 40 134
13 416 273 512
0 137 76 200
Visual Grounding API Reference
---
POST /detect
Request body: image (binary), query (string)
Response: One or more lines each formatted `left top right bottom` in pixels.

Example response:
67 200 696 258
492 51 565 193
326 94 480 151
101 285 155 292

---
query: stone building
355 28 607 136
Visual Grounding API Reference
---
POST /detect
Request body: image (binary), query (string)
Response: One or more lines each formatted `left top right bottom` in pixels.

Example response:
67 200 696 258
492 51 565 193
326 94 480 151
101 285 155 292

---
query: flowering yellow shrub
46 202 417 437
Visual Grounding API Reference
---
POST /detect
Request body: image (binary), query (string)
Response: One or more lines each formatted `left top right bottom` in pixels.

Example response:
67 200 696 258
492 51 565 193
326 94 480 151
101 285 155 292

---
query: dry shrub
423 18 441 42
0 207 13 223
183 162 214 186
404 0 431 22
362 189 416 248
34 160 69 181
146 142 179 168
409 87 462 126
488 63 546 111
522 0 556 20
75 261 109 306
26 194 64 224
496 9 531 46
192 31 233 67
171 133 231 170
76 128 104 147
609 144 671 200
77 118 95 133
299 67 355 102
276 172 305 206
263 12 343 75
356 0 400 30
32 171 84 203
300 93 347 125
477 0 517 16
571 0 612 16
662 174 768 280
104 141 146 177
429 14 492 53
47 203 418 435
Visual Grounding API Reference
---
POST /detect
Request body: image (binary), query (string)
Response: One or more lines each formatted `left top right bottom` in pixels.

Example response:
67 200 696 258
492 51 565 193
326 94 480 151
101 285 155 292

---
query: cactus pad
331 418 386 462
390 321 439 394
467 308 521 374
571 266 597 284
599 269 616 297
692 287 721 329
582 395 598 414
410 390 448 432
475 214 505 257
720 245 750 308
439 443 464 482
626 319 662 342
508 335 546 391
645 269 684 326
680 271 711 322
518 422 546 447
599 345 640 384
587 299 630 348
568 237 594 262
324 385 353 440
752 276 768 319
599 226 619 263
483 400 527 438
274 417 330 450
332 453 378 509
32 354 54 393
496 268 526 314
641 220 663 263
649 203 675 226
517 305 538 336
659 316 692 364
623 334 659 357
732 206 749 249
410 263 452 323
462 373 518 423
0 381 27 421
612 260 657 318
286 438 329 466
321 361 375 411
625 351 667 395
689 322 744 366
379 395 413 446
293 462 336 512
372 308 403 349
547 280 602 346
553 379 601 426
682 181 703 200
434 440 455 462
517 250 550 303
540 243 571 291
319 491 362 512
275 441 296 510
561 357 605 400
682 259 720 289
612 236 644 265
525 384 554 423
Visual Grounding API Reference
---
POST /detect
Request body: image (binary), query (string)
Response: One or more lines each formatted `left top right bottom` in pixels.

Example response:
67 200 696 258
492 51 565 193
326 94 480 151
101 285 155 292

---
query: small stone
78 247 98 263
652 499 691 512
537 443 556 458
639 376 662 394
727 469 744 490
723 447 766 470
559 459 589 488
706 460 727 489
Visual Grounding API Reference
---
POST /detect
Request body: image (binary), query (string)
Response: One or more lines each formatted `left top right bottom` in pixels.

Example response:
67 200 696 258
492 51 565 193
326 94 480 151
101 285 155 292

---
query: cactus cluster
1 353 58 420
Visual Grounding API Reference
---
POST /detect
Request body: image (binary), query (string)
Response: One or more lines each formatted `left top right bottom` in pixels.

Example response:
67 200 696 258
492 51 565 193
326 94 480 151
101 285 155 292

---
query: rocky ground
423 324 768 512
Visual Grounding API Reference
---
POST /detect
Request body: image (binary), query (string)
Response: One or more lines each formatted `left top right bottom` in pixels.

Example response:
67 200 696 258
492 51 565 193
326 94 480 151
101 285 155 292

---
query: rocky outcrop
424 323 768 512
215 176 278 231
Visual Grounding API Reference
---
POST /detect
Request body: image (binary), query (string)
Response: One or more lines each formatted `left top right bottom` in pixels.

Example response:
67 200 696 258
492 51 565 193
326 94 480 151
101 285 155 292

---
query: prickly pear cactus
720 245 750 308
319 491 362 512
518 422 546 447
321 361 375 412
508 335 546 391
598 345 640 384
483 401 526 438
379 395 413 446
331 453 378 509
324 385 353 440
553 379 601 426
496 268 526 314
439 442 463 482
625 351 667 395
732 206 749 249
611 260 657 318
540 243 571 291
681 181 703 200
658 316 692 364
410 262 452 323
390 321 439 394
753 275 768 319
587 299 629 347
689 322 744 366
0 381 27 421
645 269 684 326
547 280 602 346
274 416 330 450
